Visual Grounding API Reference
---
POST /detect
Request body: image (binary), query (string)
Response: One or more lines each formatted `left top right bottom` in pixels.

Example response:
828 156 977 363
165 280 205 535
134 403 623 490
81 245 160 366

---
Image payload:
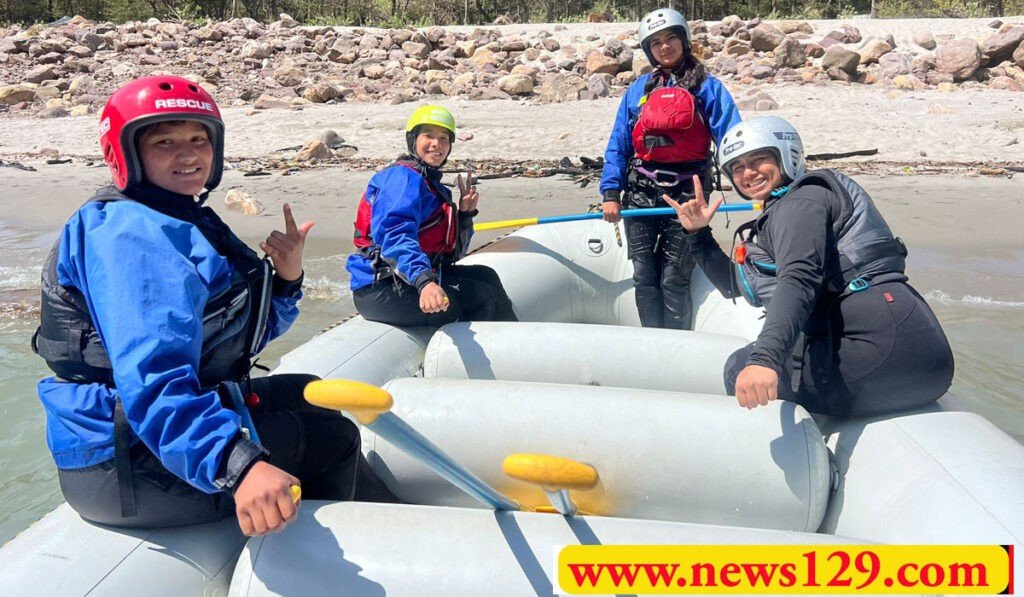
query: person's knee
632 257 660 286
660 265 692 292
467 265 502 285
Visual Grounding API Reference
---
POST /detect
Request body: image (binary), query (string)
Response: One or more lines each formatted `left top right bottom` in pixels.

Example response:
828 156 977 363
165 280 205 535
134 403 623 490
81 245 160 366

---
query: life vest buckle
848 277 870 293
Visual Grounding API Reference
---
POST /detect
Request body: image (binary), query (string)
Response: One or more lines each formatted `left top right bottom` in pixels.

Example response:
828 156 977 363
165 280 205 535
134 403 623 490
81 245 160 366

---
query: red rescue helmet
99 75 225 193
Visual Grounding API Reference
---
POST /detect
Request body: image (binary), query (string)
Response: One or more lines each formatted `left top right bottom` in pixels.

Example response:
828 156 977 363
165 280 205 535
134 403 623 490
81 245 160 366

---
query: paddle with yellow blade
474 203 761 232
305 379 598 515
503 453 599 516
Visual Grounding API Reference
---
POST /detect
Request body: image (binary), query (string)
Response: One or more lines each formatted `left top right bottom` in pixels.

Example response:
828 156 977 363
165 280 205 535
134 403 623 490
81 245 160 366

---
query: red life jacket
631 85 712 164
353 161 458 257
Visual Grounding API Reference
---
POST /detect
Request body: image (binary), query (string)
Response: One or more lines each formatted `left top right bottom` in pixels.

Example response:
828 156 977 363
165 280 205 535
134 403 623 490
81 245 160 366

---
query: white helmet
719 116 806 196
639 8 692 67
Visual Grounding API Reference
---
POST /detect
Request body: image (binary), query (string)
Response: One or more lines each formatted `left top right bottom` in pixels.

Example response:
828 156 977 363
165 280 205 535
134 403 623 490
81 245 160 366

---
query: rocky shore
1 14 1023 119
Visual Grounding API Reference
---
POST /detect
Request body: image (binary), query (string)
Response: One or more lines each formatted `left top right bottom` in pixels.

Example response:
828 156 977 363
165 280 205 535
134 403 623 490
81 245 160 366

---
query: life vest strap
113 398 137 518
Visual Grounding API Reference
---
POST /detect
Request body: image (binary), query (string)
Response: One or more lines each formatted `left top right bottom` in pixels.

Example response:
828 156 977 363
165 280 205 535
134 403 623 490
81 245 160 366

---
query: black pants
354 264 518 327
724 282 955 417
58 374 398 529
624 213 696 330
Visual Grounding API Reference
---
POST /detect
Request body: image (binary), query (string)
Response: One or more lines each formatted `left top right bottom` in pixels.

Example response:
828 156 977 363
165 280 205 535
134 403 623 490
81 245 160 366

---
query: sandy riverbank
2 163 1021 257
1 82 1023 166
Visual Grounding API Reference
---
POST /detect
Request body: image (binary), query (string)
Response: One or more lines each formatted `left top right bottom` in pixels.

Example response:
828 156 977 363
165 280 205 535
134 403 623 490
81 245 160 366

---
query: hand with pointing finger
662 175 724 232
260 203 314 282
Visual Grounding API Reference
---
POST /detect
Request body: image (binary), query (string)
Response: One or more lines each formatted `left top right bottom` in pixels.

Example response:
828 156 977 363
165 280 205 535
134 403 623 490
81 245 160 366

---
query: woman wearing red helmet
34 76 396 536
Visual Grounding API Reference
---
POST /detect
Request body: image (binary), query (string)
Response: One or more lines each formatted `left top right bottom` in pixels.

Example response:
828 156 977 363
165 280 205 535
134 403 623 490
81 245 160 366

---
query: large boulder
273 65 305 87
773 37 807 68
803 41 825 59
778 21 814 35
224 190 264 215
988 75 1022 91
301 82 340 103
496 73 533 95
537 73 585 103
912 30 936 51
821 25 862 46
980 26 1024 65
912 53 936 76
723 38 751 56
192 26 222 42
0 84 35 105
240 41 271 60
402 41 430 58
470 48 498 67
24 65 57 84
586 50 619 75
76 31 105 51
750 23 786 52
936 38 982 82
295 140 334 161
878 52 913 78
892 74 926 91
858 38 893 65
822 46 860 75
586 73 613 97
1014 43 1024 69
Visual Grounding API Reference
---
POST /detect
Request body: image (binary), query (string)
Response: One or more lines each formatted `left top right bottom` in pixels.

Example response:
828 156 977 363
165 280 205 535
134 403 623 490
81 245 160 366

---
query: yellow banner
556 545 1013 595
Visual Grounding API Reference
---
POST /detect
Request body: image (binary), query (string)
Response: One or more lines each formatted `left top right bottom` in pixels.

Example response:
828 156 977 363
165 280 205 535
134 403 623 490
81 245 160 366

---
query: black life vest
32 186 271 388
352 160 458 257
732 170 908 309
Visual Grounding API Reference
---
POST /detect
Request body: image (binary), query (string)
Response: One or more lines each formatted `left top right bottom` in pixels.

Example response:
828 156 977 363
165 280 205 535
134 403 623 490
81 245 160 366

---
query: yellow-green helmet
405 105 456 166
406 105 456 139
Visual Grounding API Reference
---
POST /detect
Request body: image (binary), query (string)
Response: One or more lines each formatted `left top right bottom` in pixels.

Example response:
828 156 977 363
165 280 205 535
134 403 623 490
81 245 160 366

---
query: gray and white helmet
639 8 692 67
719 116 806 194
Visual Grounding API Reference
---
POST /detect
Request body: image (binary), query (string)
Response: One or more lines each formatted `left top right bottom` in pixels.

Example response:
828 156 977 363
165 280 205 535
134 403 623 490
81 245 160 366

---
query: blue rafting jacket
599 73 742 195
347 162 471 292
37 198 300 494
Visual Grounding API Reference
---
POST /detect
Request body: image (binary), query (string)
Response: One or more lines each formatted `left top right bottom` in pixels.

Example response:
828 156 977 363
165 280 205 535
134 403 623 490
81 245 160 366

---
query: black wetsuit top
687 180 858 371
686 178 953 416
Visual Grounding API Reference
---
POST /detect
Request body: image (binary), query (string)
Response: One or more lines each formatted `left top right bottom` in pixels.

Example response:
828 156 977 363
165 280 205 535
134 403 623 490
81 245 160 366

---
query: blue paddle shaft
538 204 753 225
368 412 520 511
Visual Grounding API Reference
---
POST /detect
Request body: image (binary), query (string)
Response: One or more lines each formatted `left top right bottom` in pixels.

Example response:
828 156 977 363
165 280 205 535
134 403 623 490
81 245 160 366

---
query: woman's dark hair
643 41 707 95
675 53 707 93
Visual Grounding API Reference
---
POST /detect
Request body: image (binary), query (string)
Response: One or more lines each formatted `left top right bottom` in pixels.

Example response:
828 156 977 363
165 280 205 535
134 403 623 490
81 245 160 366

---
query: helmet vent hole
158 82 172 91
188 84 199 92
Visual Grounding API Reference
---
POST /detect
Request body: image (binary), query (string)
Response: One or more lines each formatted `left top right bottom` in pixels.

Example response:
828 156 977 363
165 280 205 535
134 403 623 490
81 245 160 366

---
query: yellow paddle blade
502 453 599 491
304 379 393 424
473 217 538 232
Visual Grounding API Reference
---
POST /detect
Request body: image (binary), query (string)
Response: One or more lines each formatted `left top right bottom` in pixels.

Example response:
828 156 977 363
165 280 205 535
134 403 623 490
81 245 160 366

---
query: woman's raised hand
663 175 723 232
260 203 314 281
457 167 479 213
